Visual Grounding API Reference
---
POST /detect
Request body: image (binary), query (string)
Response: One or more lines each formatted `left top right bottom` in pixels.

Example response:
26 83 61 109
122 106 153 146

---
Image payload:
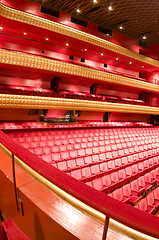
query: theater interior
0 0 159 239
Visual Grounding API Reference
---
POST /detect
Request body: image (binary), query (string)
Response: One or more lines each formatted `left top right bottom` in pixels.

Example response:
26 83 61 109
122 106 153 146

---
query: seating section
0 121 150 131
135 187 159 214
60 90 146 106
0 84 57 98
0 84 148 107
6 126 159 215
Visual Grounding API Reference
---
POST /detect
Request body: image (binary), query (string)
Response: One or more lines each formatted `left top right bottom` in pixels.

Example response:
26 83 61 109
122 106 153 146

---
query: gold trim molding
0 2 159 68
0 94 159 115
1 49 159 93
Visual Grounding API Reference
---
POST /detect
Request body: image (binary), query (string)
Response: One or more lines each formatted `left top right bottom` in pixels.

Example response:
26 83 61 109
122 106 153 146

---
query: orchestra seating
5 124 159 215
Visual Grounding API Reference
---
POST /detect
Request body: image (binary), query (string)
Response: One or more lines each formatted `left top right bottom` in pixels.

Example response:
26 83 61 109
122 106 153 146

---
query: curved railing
1 49 159 94
0 130 159 240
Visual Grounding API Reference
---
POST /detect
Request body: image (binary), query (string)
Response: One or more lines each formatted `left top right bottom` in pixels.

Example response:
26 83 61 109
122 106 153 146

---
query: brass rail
1 94 159 115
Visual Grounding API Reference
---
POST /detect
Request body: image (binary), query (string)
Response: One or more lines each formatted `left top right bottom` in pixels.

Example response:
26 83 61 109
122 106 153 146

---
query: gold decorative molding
0 94 159 115
0 49 159 93
0 2 159 68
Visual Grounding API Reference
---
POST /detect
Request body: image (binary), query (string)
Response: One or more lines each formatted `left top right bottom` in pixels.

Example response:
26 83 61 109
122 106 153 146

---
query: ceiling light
142 66 144 68
46 38 49 40
108 6 113 11
116 58 119 60
101 53 103 56
129 62 132 64
77 9 80 13
24 32 27 35
66 43 69 46
93 0 97 2
0 27 3 30
142 36 147 40
84 49 87 51
119 26 123 30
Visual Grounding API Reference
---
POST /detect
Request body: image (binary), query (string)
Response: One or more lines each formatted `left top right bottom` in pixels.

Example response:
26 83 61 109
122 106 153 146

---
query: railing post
12 153 19 212
102 216 109 240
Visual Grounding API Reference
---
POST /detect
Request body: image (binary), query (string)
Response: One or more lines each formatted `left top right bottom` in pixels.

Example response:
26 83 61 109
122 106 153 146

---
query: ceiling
30 0 159 44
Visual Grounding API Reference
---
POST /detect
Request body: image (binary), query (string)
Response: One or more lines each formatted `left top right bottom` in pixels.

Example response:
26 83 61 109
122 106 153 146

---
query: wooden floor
0 149 134 239
155 211 159 217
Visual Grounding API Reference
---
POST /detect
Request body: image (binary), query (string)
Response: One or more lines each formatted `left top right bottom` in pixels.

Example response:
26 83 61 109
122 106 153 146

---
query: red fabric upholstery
0 221 7 240
3 218 30 240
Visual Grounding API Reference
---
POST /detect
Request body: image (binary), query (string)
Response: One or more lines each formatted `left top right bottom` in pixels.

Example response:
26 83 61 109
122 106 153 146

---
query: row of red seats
135 187 159 214
84 156 159 194
61 90 146 106
67 151 159 184
9 126 159 143
1 121 151 131
19 134 156 149
7 127 159 173
10 130 156 141
0 84 57 98
25 141 158 165
0 82 146 107
25 136 158 159
11 134 158 147
108 168 159 205
8 128 159 166
63 150 158 174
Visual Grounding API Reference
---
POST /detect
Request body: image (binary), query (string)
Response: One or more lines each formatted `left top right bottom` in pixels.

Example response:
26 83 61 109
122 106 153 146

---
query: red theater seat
138 176 152 192
67 159 77 169
144 172 156 186
110 172 122 189
76 158 85 166
81 167 92 178
111 188 129 203
101 175 112 193
130 179 145 196
34 147 43 156
122 184 140 204
153 187 159 203
51 153 61 162
146 192 159 213
118 169 127 182
0 220 7 240
70 169 82 180
99 162 108 172
107 160 115 170
135 198 149 213
43 146 51 155
3 218 30 240
57 161 67 171
91 165 100 175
